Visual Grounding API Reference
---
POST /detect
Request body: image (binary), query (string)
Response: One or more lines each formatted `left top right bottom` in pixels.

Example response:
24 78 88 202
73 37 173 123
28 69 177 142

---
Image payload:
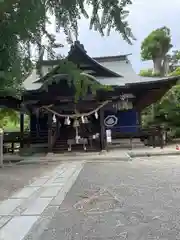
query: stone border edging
128 151 180 158
17 156 132 165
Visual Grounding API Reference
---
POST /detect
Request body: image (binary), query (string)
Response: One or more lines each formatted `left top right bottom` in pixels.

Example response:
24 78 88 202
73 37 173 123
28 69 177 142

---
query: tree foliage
139 28 180 137
0 109 19 127
169 67 180 76
141 83 180 137
0 109 29 130
168 50 180 72
0 0 134 97
141 26 172 60
139 68 161 77
141 27 172 75
39 60 111 102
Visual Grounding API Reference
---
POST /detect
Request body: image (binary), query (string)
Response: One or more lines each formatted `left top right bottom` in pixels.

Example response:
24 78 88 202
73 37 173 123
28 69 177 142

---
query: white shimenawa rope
39 100 109 118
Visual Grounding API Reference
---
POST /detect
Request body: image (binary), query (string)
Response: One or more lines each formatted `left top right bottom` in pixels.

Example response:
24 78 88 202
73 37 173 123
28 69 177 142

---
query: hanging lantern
73 119 80 128
64 116 71 125
94 111 98 119
53 114 56 123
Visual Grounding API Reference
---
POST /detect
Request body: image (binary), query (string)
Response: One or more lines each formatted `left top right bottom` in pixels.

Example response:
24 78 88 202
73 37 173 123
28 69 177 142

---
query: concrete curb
17 156 132 165
16 160 60 165
3 159 22 163
129 151 180 158
7 150 180 165
86 157 132 162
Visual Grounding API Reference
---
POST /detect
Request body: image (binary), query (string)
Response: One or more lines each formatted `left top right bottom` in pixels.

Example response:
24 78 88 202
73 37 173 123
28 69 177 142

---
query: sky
46 0 180 73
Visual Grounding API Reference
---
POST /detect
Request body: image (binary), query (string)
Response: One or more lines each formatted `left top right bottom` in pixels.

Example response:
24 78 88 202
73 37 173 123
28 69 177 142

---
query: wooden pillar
137 111 141 125
48 112 52 152
99 108 106 150
29 113 36 144
159 126 164 149
20 112 24 149
137 111 142 135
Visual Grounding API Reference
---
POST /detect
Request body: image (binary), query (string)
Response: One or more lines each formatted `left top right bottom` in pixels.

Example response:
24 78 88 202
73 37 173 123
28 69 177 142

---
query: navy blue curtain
104 109 139 133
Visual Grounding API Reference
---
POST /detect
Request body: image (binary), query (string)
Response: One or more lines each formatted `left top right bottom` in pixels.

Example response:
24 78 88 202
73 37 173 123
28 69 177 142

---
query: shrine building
2 41 180 152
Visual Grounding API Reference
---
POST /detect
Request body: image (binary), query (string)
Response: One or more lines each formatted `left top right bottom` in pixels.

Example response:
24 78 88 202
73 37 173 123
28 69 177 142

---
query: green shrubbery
139 69 161 77
0 109 29 131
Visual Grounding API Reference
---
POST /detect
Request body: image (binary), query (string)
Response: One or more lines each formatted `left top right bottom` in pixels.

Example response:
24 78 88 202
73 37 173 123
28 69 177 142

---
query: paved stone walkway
0 164 60 202
35 156 180 240
2 155 180 239
0 161 84 240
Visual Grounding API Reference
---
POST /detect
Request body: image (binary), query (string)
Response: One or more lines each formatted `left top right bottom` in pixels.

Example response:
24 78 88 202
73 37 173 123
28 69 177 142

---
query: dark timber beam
20 112 24 149
48 112 52 152
99 108 106 150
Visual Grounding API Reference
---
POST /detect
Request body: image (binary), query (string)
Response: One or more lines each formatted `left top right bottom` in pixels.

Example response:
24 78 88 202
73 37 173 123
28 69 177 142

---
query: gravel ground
0 162 60 201
37 155 180 240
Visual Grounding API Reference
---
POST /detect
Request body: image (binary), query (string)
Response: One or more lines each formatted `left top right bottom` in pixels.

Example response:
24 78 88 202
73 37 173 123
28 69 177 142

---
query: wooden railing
140 126 166 148
110 125 166 149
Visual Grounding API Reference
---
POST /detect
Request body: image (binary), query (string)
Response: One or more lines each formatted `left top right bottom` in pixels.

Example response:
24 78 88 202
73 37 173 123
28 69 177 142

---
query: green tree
139 68 162 77
141 84 180 137
141 27 172 76
139 69 153 77
169 67 180 76
0 0 135 97
0 109 19 129
156 85 180 133
168 50 180 73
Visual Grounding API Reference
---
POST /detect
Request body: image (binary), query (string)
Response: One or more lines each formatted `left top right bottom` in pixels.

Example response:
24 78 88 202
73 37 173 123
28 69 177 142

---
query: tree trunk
153 57 163 75
162 56 169 76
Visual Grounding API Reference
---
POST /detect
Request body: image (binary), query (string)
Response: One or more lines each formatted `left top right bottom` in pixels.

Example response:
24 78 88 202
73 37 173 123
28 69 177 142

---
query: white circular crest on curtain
104 115 118 127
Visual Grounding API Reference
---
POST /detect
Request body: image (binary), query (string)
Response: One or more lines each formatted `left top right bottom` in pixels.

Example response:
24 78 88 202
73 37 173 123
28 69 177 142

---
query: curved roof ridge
68 41 123 78
93 54 132 62
91 57 122 77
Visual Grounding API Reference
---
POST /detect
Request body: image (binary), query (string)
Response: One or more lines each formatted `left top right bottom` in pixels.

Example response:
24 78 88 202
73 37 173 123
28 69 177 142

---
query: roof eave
127 75 180 87
93 54 132 63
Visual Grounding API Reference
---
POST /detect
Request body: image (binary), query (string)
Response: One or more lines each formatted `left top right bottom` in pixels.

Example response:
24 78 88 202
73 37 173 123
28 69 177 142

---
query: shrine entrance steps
53 125 100 153
52 138 99 153
31 131 48 145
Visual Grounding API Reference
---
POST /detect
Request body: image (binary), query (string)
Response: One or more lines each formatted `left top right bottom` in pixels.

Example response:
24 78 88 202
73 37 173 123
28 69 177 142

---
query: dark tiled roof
93 54 131 63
